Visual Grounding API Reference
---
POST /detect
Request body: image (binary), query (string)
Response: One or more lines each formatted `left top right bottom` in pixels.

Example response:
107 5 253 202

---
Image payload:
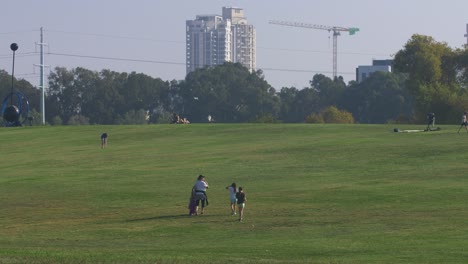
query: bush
322 106 354 124
25 109 45 126
50 115 63 126
253 114 280 123
118 109 147 125
305 113 324 124
306 106 354 124
387 114 413 124
149 106 172 124
67 115 90 125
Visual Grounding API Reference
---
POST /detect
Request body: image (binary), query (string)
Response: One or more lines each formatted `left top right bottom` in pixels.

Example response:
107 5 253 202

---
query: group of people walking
188 175 247 222
425 111 468 134
225 182 246 222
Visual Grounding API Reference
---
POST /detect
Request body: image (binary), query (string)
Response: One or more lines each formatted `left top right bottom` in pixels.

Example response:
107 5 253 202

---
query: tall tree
92 70 127 124
310 74 346 109
179 63 278 123
340 72 412 124
393 34 460 122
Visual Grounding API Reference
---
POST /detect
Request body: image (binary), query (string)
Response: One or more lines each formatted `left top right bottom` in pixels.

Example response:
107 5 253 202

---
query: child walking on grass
226 182 237 215
235 187 247 222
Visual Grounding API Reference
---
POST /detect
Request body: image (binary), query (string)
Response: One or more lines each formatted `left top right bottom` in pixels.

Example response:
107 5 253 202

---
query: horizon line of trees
1 34 468 126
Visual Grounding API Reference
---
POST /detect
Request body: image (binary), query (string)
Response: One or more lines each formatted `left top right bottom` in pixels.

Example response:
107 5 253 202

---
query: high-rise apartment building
186 7 256 75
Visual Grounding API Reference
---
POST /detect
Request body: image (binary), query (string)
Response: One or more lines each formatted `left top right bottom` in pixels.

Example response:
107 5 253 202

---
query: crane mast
269 20 359 78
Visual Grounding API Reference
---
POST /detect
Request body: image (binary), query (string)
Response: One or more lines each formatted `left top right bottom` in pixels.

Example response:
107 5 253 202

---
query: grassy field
0 123 467 263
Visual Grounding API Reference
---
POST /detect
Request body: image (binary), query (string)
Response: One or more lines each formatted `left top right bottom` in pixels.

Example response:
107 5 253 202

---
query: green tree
179 63 279 123
123 72 170 120
393 34 460 123
310 74 346 109
278 87 320 123
47 67 84 123
117 109 148 125
340 72 412 124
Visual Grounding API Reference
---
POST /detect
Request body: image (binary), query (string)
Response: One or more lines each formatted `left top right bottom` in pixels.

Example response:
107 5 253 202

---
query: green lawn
0 124 467 263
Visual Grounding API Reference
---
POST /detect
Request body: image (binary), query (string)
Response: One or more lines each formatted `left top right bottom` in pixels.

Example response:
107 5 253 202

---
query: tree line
1 34 468 125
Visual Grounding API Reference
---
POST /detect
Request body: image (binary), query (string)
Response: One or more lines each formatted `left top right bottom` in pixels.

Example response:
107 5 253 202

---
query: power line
16 73 40 77
0 28 368 78
0 29 38 35
260 67 355 75
45 29 185 44
0 52 38 59
46 51 356 75
258 46 391 57
45 29 391 57
47 52 185 65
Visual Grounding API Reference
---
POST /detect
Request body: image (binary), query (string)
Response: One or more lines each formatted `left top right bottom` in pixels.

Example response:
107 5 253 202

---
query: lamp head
10 43 18 51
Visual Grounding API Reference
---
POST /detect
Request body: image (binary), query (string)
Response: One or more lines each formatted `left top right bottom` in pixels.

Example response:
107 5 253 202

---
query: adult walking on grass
101 132 108 148
225 183 237 215
426 112 435 131
193 175 209 215
458 112 468 134
236 187 247 222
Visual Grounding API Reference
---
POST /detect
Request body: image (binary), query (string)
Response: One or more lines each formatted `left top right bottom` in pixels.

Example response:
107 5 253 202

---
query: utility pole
35 27 48 125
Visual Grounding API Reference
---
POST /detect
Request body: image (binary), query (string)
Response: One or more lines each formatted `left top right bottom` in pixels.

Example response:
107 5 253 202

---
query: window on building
361 73 367 82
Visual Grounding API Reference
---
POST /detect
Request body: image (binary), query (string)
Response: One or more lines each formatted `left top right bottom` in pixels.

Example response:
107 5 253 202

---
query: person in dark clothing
426 112 435 131
101 133 108 149
235 187 247 222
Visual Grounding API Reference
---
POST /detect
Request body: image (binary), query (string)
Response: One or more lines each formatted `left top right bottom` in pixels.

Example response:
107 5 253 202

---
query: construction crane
269 20 359 78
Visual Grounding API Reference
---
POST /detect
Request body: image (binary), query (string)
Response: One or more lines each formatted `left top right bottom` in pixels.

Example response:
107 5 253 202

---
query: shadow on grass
126 213 223 222
126 214 189 222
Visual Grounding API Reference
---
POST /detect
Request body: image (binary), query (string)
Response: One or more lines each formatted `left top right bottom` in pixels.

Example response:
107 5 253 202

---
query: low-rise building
356 59 393 83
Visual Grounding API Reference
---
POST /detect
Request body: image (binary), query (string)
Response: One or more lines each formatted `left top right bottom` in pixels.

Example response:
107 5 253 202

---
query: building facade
356 59 393 83
186 7 256 75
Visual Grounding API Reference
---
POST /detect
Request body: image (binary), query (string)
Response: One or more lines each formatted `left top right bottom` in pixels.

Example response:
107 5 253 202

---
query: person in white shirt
458 112 468 134
192 175 209 215
225 183 237 215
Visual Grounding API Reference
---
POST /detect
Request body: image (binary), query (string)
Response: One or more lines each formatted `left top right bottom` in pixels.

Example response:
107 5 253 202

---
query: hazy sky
1 0 467 90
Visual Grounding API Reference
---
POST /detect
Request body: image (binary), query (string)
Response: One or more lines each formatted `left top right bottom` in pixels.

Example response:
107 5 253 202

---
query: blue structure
2 91 30 127
2 43 31 127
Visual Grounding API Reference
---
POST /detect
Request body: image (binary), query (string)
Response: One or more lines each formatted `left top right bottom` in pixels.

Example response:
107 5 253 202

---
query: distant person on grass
193 175 209 215
458 112 468 134
235 187 247 222
101 132 108 149
225 183 237 215
426 112 435 131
